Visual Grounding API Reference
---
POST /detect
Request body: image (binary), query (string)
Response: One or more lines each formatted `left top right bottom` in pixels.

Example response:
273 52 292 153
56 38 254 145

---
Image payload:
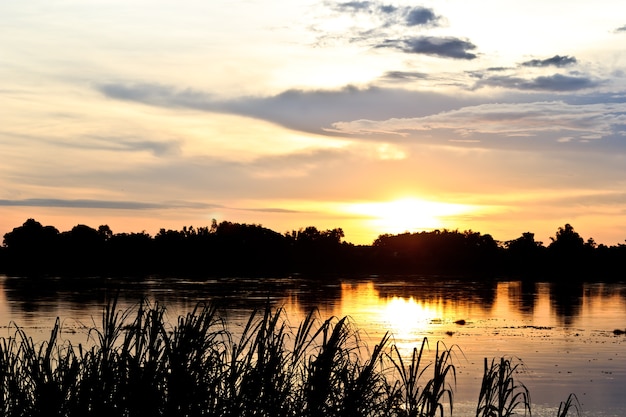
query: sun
345 197 473 235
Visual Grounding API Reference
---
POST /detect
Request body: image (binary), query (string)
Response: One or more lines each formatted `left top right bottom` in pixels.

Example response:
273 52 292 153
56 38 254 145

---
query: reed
385 338 458 417
555 393 581 417
0 300 581 417
475 357 531 417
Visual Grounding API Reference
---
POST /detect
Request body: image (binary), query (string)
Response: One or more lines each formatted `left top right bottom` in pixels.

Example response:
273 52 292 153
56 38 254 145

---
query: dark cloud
377 5 397 14
98 83 478 135
475 73 598 91
614 25 626 32
530 74 596 90
405 7 438 26
467 67 513 80
0 197 303 216
379 36 477 59
382 70 429 80
100 83 214 109
332 2 439 27
335 1 373 12
0 198 221 210
521 55 578 68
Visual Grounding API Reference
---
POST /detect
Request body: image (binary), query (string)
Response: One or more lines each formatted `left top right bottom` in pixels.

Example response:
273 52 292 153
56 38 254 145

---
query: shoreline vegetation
1 218 625 279
0 300 581 417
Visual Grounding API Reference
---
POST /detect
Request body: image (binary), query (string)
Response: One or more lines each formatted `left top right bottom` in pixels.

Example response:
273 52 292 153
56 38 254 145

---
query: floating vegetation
0 300 581 417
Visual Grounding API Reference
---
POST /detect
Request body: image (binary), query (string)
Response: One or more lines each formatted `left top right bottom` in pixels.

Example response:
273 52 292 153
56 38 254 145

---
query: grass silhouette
0 300 580 416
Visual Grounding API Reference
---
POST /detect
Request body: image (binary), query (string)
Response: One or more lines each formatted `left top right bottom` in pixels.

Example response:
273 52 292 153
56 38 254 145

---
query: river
0 274 625 416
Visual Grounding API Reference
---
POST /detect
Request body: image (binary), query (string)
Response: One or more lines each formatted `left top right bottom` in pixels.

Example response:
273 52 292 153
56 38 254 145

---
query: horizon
0 216 617 248
3 1 626 247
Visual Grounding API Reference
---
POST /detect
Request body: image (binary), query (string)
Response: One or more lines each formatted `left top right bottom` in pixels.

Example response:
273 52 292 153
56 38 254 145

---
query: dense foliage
1 218 625 278
0 301 580 417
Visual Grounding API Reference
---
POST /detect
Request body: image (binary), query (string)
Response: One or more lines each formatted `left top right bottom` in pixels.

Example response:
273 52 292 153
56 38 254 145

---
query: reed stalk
475 357 532 417
555 393 581 417
0 300 582 417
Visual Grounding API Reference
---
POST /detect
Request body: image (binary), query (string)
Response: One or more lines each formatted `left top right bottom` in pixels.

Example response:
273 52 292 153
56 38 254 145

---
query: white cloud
329 101 626 142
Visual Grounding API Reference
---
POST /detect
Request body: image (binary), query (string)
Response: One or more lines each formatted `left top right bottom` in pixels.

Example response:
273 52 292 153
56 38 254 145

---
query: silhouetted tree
2 217 626 279
286 226 347 274
3 218 60 251
547 224 591 278
212 221 289 275
98 225 113 241
106 231 154 273
371 229 501 274
56 224 106 273
504 232 546 276
549 224 584 253
2 219 60 273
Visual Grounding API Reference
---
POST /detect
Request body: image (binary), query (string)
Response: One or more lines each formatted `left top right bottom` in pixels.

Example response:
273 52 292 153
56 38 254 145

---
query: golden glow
381 297 439 342
344 197 476 235
336 282 461 355
376 143 407 160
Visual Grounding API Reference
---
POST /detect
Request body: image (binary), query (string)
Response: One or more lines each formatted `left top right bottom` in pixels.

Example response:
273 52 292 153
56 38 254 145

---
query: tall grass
0 300 581 417
476 357 531 417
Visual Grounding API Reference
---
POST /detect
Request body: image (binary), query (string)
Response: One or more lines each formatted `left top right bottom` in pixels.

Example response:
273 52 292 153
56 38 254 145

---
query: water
1 274 625 416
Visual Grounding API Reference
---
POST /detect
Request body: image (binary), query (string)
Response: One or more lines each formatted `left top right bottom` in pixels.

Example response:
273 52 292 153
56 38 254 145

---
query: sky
2 0 626 246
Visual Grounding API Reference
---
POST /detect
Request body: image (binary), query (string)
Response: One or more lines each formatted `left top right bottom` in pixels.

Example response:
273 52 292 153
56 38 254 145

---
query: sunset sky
3 0 626 245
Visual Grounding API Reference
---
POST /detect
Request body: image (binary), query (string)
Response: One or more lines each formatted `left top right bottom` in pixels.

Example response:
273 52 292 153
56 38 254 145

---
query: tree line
1 218 625 279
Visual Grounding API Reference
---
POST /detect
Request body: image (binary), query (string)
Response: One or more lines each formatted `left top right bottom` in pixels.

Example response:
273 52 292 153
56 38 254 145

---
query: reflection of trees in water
3 275 624 326
519 280 536 314
1 276 343 321
549 281 583 325
372 276 497 310
4 276 115 315
371 277 593 324
288 278 343 313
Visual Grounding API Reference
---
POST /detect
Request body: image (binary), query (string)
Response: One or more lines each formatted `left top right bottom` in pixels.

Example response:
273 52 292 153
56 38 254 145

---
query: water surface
1 275 625 416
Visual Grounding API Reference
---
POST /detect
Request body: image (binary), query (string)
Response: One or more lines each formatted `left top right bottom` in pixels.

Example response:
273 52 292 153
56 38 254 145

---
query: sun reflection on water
335 281 470 356
380 296 438 345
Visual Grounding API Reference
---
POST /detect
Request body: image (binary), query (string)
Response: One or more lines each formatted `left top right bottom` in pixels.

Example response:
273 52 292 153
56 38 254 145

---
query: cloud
486 67 512 72
334 1 373 12
475 73 598 91
76 136 181 156
332 2 439 27
405 7 439 26
100 83 214 110
98 82 478 134
96 80 626 157
318 2 446 52
0 197 303 217
377 4 397 14
382 71 429 80
0 198 221 210
379 36 477 59
328 101 626 143
521 55 578 68
614 25 626 33
240 207 303 214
